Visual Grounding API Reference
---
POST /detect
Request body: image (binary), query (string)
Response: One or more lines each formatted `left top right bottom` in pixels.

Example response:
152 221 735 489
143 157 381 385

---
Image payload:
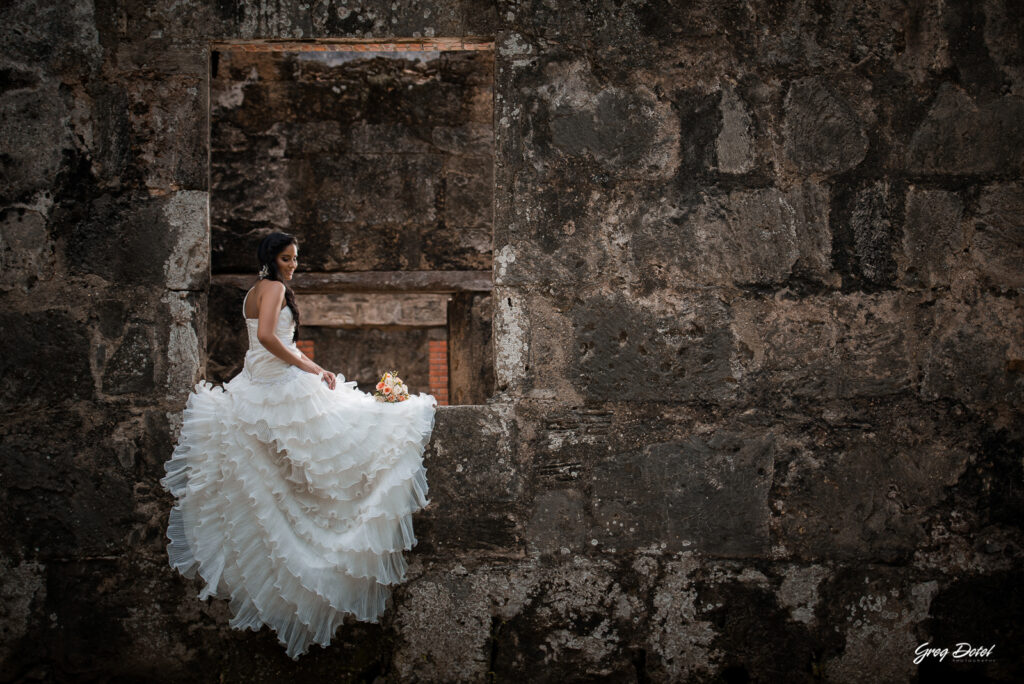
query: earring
258 264 270 279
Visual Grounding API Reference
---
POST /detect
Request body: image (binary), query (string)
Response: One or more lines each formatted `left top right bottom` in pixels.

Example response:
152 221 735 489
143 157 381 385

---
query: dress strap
243 287 252 319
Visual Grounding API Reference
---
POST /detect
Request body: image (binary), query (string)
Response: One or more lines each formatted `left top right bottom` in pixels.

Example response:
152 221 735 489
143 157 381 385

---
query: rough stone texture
209 49 494 273
973 182 1024 290
297 293 450 327
900 186 965 289
2 0 1023 682
783 76 869 175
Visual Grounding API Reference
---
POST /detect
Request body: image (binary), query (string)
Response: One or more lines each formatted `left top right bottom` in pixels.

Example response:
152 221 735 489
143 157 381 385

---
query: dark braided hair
256 231 301 342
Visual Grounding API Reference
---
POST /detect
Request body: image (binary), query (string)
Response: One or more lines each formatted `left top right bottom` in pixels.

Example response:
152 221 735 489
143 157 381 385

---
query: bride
160 231 437 659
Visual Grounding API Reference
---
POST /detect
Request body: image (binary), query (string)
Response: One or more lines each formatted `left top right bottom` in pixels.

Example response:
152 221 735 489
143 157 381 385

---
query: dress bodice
244 288 296 351
242 288 300 384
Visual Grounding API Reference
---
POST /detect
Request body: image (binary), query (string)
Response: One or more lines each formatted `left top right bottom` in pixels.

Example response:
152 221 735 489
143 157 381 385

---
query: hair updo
256 231 301 342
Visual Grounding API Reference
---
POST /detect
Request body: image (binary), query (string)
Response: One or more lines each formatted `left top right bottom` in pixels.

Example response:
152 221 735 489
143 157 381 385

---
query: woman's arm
256 281 320 374
297 348 324 373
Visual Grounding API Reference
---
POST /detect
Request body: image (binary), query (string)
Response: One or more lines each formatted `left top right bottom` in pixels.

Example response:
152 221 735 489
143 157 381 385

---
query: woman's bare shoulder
255 279 286 295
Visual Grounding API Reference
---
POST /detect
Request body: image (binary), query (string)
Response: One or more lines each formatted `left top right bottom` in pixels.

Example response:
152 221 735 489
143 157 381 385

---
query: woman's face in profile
276 243 298 281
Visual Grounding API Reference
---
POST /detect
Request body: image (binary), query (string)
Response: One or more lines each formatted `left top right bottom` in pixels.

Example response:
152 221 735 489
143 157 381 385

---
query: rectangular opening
205 38 495 404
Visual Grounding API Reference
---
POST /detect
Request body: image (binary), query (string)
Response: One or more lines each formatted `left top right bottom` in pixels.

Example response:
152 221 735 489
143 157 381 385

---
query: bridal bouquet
374 370 410 402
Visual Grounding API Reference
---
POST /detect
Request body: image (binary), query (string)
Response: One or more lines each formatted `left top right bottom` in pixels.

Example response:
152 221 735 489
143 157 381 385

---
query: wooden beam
212 271 493 294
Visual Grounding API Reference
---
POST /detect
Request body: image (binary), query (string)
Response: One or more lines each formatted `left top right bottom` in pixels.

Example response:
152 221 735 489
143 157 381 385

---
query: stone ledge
213 271 493 293
211 38 495 52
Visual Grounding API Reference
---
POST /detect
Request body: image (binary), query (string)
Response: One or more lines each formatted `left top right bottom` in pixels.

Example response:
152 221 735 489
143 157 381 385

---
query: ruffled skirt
160 364 436 659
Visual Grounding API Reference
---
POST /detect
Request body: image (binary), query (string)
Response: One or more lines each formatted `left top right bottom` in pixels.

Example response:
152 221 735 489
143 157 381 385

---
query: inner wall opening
206 39 496 404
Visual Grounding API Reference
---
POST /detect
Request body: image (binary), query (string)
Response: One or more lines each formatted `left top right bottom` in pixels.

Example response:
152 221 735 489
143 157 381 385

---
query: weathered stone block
296 293 449 327
893 0 952 84
57 192 194 286
814 566 939 682
0 81 74 205
40 558 205 680
591 431 773 556
907 83 1024 175
566 288 738 404
0 0 100 79
530 58 679 179
525 489 591 555
900 186 965 289
832 180 900 289
518 402 771 556
783 77 868 174
102 324 156 396
124 74 208 193
0 554 46 669
391 569 495 680
0 408 135 560
162 191 209 290
731 292 913 403
496 179 832 289
423 404 520 498
0 310 92 410
549 86 675 174
418 404 523 553
973 183 1024 290
0 208 55 292
496 286 739 402
769 400 973 562
491 285 530 394
919 294 1024 410
629 182 833 289
715 83 755 174
158 291 204 401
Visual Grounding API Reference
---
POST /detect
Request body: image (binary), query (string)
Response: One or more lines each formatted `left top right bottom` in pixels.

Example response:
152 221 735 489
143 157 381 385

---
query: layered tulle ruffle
161 363 436 659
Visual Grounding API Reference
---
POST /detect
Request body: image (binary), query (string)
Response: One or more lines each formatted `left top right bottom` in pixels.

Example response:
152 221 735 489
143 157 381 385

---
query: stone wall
1 1 1022 683
209 48 494 272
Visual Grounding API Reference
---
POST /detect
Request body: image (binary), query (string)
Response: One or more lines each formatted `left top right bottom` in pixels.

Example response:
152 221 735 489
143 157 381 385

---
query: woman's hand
319 369 337 390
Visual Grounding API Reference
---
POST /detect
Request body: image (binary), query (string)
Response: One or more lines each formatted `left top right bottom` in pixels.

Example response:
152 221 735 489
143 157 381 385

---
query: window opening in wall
205 38 495 405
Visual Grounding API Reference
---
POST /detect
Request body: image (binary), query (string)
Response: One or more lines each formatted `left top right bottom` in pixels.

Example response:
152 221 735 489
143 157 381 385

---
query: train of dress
161 357 437 659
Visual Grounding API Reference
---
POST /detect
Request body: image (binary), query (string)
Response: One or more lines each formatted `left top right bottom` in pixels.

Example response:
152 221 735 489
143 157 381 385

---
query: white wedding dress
160 289 437 659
